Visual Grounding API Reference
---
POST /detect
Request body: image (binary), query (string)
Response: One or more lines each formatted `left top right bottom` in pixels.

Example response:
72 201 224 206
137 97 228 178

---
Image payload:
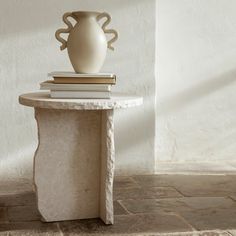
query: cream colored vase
55 11 118 73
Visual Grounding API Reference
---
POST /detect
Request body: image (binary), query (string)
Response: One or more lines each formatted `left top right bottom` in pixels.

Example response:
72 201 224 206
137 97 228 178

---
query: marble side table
19 92 142 224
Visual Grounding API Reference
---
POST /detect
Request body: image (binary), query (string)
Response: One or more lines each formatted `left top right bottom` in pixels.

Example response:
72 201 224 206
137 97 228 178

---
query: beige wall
156 0 236 164
0 0 156 181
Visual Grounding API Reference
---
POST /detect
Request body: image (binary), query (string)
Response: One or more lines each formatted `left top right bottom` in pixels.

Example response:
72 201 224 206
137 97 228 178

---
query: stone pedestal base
34 108 114 224
19 92 143 224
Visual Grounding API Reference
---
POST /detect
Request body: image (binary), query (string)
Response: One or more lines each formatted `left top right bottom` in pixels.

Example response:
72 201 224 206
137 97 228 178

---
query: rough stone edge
33 108 46 222
19 93 143 111
100 109 115 224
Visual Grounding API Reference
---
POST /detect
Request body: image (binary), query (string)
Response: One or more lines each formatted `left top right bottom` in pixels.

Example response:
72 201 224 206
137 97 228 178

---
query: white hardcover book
40 81 111 91
48 71 115 78
50 90 111 99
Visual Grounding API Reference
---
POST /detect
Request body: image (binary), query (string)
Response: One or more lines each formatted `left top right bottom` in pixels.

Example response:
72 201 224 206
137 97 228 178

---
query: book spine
48 72 115 78
53 78 116 85
40 84 111 91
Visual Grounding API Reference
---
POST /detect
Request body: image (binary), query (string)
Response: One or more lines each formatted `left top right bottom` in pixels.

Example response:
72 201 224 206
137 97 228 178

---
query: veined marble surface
19 92 143 110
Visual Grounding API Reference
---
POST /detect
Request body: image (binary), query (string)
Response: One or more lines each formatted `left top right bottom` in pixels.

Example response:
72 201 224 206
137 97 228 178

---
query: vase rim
72 11 101 18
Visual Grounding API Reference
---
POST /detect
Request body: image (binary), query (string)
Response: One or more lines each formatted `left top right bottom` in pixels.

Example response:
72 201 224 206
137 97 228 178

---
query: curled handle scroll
97 12 118 51
55 12 76 50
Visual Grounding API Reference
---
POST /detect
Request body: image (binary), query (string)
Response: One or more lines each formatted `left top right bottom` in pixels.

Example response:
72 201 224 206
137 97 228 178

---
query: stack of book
40 72 116 99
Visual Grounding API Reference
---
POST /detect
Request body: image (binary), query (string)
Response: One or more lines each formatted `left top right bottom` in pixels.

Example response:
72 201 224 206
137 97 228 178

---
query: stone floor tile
119 199 160 214
0 182 33 195
7 205 41 222
59 213 193 234
120 197 236 215
113 176 139 189
1 175 236 234
179 208 236 230
179 197 236 210
119 198 189 214
133 175 236 197
113 201 129 215
0 192 36 207
167 196 236 229
114 186 183 201
174 175 236 197
0 208 7 223
0 221 61 235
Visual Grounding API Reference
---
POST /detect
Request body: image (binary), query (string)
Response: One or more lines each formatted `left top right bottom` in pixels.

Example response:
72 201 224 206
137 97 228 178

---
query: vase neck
72 11 100 21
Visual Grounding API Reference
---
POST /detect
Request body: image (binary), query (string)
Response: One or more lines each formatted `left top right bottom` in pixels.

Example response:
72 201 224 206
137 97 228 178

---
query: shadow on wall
156 68 236 163
158 69 236 116
114 96 155 174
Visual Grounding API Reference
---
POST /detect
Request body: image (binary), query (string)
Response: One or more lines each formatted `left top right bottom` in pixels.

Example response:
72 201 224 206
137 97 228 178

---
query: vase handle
97 12 118 51
55 12 75 50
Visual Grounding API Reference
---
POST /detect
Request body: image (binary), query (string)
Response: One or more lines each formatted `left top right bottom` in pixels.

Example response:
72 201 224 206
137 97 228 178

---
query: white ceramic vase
55 11 118 73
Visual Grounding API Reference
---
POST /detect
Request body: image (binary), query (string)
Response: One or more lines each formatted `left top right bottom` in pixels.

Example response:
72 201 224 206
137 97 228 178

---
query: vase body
55 11 118 74
68 12 107 73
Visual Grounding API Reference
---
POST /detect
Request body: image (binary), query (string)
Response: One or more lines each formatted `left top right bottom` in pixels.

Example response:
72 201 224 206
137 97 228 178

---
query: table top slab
19 92 143 110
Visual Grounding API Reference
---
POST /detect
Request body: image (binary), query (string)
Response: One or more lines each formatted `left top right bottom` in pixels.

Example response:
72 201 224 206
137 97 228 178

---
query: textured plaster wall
156 0 236 163
0 0 156 181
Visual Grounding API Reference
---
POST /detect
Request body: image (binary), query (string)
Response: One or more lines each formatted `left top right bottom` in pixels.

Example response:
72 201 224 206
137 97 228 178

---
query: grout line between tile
117 200 133 215
228 196 236 203
130 176 142 188
56 222 64 236
171 212 197 231
170 186 187 197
